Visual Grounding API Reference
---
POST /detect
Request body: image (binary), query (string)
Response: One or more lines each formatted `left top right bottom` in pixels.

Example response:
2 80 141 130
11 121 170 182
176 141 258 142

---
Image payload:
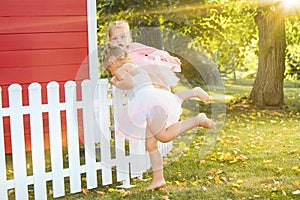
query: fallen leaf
117 189 125 195
166 181 172 185
236 155 248 161
215 176 221 184
275 167 283 173
122 191 131 197
178 142 186 148
96 191 105 195
232 148 240 155
282 190 287 196
233 188 238 194
162 189 170 194
292 190 300 195
208 168 217 174
224 152 234 161
232 183 240 188
162 195 170 200
292 166 300 172
6 169 13 176
216 170 224 174
177 171 182 177
8 189 15 195
241 114 247 118
206 180 211 186
82 188 89 195
292 181 299 187
191 181 198 186
229 159 238 164
263 159 272 163
220 177 228 183
108 188 118 193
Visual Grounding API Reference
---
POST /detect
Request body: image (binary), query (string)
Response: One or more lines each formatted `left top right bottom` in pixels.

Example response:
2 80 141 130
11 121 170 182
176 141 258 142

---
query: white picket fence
0 79 173 200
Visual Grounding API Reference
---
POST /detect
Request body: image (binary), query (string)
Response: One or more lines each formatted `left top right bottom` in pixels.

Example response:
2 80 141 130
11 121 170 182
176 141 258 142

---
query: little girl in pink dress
107 20 210 101
108 20 182 90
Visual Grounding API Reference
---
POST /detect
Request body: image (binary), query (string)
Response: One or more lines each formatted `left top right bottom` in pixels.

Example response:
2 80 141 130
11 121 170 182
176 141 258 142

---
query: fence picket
0 87 8 200
129 139 150 179
159 141 173 157
47 82 65 198
98 79 113 185
81 80 97 189
28 83 47 200
112 87 133 188
64 81 81 193
8 84 28 200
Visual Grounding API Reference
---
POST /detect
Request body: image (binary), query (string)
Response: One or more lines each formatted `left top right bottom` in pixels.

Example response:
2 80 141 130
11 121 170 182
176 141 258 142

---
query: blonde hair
103 43 129 69
108 20 130 33
107 20 132 44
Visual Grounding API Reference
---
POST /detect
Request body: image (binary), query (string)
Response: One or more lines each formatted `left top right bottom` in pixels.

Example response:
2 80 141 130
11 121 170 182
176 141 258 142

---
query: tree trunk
250 5 286 107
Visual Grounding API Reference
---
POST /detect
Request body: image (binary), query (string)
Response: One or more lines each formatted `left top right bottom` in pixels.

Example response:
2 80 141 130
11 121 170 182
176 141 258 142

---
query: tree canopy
97 0 300 104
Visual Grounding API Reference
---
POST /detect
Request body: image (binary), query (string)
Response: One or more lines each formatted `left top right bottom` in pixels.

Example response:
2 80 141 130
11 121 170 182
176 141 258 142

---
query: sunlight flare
282 0 299 7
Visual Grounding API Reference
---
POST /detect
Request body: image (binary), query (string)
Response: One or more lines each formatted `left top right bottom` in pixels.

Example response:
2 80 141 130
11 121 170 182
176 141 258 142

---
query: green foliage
285 15 300 80
97 0 300 80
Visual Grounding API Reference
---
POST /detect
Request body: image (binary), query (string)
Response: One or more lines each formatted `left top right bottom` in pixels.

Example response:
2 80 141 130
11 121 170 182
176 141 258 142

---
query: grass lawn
55 79 300 200
8 79 300 200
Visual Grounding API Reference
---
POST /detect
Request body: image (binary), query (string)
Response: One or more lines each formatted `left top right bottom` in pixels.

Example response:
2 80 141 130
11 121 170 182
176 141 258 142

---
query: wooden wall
0 0 90 153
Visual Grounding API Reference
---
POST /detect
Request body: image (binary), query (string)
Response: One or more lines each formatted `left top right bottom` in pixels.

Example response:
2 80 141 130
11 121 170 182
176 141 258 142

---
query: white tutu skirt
115 87 183 140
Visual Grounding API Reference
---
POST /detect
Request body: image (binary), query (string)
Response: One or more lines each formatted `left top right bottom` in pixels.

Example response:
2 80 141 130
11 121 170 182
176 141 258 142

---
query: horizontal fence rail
0 79 173 200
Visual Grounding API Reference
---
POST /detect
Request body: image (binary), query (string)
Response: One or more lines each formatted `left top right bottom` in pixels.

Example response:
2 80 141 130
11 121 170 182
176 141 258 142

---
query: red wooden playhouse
0 2 175 199
0 0 98 153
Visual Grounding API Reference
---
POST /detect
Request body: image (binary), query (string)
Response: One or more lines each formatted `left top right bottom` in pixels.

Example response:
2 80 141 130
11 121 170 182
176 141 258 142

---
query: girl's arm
147 72 169 91
111 68 135 90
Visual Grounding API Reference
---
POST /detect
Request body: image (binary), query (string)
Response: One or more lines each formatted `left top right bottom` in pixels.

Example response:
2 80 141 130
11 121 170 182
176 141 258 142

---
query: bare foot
145 179 166 191
197 113 216 129
193 87 210 103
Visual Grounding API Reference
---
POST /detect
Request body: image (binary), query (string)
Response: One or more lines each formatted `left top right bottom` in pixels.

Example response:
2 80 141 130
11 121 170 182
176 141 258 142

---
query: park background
6 0 298 199
54 0 300 199
70 0 300 199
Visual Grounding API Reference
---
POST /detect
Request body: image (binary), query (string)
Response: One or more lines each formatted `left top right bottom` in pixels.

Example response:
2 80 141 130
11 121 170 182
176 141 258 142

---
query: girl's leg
175 87 210 103
145 127 166 190
144 106 216 190
147 106 216 143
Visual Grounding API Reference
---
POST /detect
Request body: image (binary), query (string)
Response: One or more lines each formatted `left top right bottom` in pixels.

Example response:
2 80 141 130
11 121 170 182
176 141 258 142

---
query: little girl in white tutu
103 44 216 190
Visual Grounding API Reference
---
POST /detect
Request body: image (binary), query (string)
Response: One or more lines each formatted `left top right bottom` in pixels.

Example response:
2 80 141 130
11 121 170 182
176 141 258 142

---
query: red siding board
0 32 88 51
0 16 87 34
0 48 88 68
0 0 87 16
0 64 89 85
